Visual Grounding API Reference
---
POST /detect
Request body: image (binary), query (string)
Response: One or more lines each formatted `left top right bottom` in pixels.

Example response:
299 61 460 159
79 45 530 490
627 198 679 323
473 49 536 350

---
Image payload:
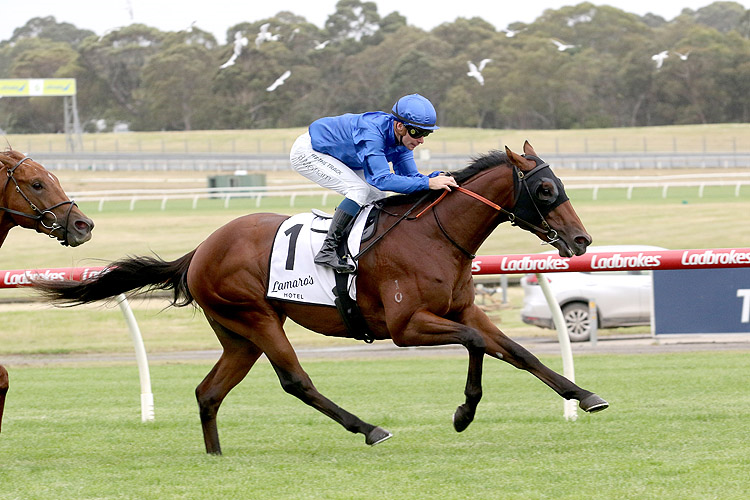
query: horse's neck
0 188 11 247
436 166 515 255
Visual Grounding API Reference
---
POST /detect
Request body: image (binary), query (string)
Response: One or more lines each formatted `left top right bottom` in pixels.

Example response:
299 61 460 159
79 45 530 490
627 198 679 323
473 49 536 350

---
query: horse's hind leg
196 316 264 455
206 310 390 446
267 358 391 446
242 317 390 445
0 365 8 433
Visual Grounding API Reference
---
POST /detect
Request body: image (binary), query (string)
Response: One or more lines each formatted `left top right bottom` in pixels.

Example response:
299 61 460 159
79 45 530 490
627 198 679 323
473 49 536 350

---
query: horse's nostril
75 219 94 232
575 234 592 247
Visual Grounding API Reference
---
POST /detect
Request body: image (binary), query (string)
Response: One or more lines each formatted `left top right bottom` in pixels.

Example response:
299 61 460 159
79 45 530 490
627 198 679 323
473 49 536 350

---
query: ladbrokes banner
471 249 750 274
0 267 104 288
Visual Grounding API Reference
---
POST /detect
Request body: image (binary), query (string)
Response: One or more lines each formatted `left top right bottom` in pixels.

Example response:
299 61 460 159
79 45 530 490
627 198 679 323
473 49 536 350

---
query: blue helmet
391 94 439 131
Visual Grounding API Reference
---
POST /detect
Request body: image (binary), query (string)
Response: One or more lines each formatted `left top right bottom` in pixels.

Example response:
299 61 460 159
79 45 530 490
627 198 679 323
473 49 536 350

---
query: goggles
405 125 432 139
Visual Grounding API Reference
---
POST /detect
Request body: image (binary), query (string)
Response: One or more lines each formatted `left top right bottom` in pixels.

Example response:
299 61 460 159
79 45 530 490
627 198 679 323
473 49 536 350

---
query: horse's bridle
0 156 77 246
421 160 563 257
509 155 568 244
356 159 564 260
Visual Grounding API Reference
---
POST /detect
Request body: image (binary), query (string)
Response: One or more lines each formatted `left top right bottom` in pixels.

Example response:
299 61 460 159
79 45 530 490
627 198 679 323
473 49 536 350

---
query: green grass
1 353 749 499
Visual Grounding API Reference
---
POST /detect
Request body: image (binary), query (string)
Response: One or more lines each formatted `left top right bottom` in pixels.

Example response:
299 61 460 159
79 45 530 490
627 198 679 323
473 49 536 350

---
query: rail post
535 273 578 421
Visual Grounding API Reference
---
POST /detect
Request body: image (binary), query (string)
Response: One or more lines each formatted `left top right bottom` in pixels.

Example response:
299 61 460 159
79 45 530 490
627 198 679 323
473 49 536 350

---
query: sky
3 0 749 44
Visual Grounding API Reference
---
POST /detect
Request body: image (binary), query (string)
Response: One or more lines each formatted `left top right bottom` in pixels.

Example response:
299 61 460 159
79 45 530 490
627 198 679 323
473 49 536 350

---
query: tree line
1 0 749 134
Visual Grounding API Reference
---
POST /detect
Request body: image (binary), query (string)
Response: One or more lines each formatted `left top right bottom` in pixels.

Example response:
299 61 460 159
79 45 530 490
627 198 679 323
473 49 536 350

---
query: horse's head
0 151 94 247
505 141 591 257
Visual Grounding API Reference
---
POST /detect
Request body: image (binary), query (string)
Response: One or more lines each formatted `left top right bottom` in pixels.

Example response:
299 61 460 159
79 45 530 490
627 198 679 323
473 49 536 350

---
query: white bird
652 50 669 69
266 70 291 92
504 28 522 38
220 31 248 69
675 51 690 61
467 59 491 86
255 23 280 48
314 40 330 50
567 9 595 27
551 39 577 52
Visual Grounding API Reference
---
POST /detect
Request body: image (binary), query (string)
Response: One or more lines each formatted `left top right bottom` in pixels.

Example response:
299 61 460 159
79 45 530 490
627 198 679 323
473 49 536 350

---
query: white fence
71 184 334 211
68 173 750 211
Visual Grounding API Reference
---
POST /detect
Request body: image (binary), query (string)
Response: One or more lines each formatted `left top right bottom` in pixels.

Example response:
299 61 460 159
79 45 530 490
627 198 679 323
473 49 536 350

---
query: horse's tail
34 250 196 308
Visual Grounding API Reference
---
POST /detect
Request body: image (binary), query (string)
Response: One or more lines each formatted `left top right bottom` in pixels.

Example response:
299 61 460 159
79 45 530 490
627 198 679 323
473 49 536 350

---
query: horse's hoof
579 394 609 413
452 405 475 433
365 426 392 446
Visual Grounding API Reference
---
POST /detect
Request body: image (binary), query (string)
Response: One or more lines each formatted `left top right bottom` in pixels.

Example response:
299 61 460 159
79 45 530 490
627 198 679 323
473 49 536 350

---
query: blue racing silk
309 111 431 194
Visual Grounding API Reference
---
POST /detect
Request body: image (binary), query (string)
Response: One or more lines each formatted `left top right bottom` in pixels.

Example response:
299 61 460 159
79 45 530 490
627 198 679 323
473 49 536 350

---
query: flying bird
551 39 577 52
314 40 331 50
266 70 291 92
220 31 248 69
651 50 669 69
255 23 280 48
675 51 690 61
467 59 491 86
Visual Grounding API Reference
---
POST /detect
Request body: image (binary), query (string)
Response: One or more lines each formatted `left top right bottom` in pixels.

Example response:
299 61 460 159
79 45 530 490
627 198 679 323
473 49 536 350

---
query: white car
519 245 666 341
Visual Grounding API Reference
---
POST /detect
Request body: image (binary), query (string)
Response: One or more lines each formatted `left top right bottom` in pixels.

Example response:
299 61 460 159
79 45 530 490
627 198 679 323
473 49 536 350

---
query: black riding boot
314 208 356 273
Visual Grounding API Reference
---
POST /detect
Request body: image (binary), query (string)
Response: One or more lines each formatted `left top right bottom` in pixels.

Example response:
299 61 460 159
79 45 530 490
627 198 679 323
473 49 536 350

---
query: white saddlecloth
267 206 373 306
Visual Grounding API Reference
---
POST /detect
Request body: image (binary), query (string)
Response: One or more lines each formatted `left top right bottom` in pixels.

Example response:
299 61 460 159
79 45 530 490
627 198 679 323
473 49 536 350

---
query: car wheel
562 303 593 342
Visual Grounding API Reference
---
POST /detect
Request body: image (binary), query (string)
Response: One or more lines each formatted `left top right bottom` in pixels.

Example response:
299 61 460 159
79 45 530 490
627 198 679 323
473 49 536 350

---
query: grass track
1 353 749 499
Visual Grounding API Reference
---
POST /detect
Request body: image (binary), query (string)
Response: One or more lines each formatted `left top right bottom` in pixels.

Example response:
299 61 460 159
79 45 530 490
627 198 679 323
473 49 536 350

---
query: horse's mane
381 149 510 208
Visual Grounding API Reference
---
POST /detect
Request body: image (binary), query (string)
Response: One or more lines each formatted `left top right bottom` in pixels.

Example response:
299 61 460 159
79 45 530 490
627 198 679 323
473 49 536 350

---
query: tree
0 38 84 133
6 16 94 47
325 0 383 52
138 43 218 130
78 24 166 120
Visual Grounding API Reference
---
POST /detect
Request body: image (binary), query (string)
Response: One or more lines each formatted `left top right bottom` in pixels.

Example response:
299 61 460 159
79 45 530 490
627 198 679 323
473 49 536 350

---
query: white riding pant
290 132 386 207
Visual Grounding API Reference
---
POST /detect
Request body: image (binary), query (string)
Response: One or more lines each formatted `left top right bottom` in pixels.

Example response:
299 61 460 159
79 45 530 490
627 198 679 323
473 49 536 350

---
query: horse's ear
505 146 533 169
523 140 537 157
505 145 520 164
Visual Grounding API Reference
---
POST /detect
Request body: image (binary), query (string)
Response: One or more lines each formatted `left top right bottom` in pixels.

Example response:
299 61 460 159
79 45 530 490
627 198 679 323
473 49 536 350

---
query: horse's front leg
462 305 608 413
391 310 486 432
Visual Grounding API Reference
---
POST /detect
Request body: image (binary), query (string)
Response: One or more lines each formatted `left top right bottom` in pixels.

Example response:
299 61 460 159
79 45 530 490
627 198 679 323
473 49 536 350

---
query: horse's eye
535 179 558 203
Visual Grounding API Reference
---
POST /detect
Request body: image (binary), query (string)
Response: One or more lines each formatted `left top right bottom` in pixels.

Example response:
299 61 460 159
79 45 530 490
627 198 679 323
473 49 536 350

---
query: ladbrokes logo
497 256 570 272
80 268 104 280
2 269 67 286
590 252 662 270
681 249 750 266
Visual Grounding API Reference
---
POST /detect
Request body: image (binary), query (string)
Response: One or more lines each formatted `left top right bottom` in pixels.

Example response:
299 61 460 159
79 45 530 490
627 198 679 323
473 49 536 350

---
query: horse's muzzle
64 216 94 246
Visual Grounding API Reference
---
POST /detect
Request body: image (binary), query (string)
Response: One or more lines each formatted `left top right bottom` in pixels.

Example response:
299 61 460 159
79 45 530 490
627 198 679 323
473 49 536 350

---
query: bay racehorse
34 142 607 454
1 150 94 247
0 149 95 433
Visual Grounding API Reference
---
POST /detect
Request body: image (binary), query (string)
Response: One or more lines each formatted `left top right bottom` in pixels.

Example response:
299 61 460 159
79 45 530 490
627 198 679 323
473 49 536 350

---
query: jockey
290 93 458 273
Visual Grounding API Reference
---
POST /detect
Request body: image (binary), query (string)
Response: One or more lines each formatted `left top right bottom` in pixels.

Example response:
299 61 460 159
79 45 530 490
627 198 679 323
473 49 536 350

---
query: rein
354 160 561 261
417 168 560 257
0 156 77 246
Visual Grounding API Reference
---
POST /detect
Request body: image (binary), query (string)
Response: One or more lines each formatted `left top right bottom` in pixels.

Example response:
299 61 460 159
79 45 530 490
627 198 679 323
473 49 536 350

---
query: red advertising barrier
0 267 106 288
471 248 750 275
3 248 750 288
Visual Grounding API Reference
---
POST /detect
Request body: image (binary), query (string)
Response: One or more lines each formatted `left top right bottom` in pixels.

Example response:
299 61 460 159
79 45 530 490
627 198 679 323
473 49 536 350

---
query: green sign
0 78 76 97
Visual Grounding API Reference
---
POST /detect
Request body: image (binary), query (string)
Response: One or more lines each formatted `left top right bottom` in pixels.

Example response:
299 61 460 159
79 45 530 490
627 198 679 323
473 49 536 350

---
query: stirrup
315 254 356 274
